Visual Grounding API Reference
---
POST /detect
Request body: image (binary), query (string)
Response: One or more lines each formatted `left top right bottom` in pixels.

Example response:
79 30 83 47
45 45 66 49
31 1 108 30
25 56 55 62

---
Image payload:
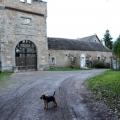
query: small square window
21 17 31 25
25 18 31 24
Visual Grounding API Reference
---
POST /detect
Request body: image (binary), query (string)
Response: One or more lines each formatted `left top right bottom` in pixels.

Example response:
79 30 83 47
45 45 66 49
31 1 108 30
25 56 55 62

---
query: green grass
0 72 12 81
47 67 81 71
87 70 120 114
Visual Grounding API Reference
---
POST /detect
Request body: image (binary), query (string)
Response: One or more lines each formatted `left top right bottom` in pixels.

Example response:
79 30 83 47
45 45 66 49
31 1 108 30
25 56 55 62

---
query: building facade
0 1 112 72
48 35 112 68
0 0 48 71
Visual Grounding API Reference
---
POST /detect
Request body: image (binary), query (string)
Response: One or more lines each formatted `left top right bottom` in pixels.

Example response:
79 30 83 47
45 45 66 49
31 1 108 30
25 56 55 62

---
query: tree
103 30 113 49
113 36 120 61
113 36 120 70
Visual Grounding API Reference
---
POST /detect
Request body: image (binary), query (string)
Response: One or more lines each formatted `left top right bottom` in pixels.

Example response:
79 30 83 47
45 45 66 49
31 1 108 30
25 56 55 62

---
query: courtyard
0 70 117 120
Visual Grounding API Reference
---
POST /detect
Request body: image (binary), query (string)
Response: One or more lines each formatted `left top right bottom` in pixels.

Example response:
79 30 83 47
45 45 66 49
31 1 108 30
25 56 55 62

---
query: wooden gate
15 40 37 70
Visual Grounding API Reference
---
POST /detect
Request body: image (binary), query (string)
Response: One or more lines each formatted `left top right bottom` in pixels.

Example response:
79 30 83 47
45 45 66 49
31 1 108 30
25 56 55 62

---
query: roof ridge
77 34 96 40
48 37 111 52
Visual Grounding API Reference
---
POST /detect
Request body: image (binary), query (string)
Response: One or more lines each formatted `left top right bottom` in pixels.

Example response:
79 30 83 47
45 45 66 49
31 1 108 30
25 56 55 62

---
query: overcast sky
45 0 120 41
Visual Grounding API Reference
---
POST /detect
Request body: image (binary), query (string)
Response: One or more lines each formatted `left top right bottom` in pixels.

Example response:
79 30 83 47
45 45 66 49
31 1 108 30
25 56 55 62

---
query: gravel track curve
0 69 116 120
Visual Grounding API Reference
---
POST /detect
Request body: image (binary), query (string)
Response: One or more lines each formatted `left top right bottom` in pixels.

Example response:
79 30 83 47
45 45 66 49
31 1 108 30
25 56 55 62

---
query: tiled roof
48 35 111 52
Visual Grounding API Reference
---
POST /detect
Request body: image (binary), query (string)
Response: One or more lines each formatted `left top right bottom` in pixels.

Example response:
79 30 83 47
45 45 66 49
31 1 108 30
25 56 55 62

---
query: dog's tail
53 91 55 96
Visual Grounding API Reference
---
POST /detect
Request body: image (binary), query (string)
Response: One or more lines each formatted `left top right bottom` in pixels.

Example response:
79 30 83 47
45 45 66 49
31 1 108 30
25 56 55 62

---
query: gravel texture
0 69 117 120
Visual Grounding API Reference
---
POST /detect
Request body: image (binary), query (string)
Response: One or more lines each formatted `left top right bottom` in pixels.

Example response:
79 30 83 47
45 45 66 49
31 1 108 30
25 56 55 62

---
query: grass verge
0 72 12 81
87 70 120 115
47 67 81 71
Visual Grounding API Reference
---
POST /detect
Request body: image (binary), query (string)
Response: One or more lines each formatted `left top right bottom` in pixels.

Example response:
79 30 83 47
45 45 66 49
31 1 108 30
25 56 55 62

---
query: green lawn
47 67 81 71
87 70 120 114
0 72 12 81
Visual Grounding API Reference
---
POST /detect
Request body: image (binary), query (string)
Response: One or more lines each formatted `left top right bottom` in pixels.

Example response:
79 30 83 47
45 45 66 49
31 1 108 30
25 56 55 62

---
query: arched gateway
15 40 37 70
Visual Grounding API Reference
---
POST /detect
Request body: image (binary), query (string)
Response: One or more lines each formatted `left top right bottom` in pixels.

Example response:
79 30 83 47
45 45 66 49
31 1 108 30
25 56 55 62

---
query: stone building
48 35 112 68
0 0 48 71
0 0 112 72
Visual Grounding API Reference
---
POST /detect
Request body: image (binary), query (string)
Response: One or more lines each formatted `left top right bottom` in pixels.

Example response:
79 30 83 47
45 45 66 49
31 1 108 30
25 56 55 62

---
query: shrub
92 60 110 68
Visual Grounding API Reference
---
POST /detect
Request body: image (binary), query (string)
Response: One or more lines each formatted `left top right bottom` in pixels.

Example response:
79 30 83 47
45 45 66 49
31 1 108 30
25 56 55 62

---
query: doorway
15 40 37 70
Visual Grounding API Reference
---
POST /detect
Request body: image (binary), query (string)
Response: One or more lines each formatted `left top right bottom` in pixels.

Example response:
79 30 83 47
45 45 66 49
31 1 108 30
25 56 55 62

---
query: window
21 17 31 25
51 57 55 64
24 18 31 24
97 57 100 61
50 57 56 65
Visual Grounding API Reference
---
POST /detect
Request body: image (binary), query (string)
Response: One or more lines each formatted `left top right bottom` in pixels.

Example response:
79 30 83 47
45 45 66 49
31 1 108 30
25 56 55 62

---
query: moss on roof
48 36 111 52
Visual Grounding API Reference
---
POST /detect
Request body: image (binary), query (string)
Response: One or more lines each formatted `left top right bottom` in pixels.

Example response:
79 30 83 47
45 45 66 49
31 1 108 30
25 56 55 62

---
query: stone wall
0 0 48 71
48 50 112 68
0 0 47 16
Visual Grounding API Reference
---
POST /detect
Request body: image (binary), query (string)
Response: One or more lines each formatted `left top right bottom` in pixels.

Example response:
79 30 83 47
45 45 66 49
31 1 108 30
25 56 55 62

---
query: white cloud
47 0 120 40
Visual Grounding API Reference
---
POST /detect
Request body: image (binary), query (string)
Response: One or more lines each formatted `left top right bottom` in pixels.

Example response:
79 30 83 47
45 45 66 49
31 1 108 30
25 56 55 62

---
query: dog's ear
40 95 43 99
42 95 46 98
40 95 46 99
40 96 42 99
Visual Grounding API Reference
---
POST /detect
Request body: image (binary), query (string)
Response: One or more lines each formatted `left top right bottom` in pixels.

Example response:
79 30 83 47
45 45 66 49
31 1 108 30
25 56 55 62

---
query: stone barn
48 35 112 68
0 0 48 71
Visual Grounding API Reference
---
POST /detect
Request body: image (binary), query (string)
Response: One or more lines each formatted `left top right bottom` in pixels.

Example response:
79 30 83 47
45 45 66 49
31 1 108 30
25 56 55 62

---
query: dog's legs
44 101 47 110
44 101 48 110
46 102 48 110
54 100 57 107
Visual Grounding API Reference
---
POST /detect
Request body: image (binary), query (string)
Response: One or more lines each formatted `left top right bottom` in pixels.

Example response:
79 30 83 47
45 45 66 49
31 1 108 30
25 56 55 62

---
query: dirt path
60 71 117 120
0 69 116 120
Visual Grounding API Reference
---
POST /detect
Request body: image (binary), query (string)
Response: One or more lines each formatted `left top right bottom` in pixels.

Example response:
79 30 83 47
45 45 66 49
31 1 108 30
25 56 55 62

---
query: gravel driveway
0 69 116 120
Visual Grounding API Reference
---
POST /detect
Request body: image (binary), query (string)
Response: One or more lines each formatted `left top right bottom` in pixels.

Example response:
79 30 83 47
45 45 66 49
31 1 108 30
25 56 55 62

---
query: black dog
40 91 57 110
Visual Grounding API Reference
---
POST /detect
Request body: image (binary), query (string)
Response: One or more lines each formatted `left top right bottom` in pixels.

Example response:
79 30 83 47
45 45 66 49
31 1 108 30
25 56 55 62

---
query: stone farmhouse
48 35 112 68
0 0 112 72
